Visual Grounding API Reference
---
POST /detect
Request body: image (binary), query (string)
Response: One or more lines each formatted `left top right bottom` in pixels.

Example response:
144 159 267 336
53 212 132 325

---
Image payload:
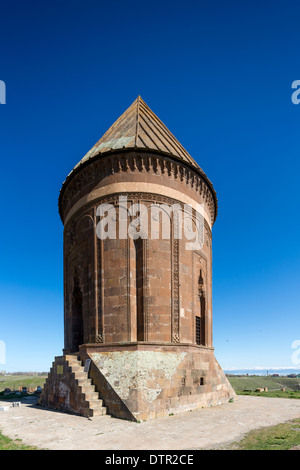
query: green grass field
0 375 47 392
228 418 300 450
227 375 300 393
0 430 39 450
238 389 300 399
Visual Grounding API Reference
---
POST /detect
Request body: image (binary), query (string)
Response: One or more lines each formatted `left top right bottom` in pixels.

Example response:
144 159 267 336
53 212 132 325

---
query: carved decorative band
172 213 180 343
60 151 217 225
64 192 213 243
97 238 104 343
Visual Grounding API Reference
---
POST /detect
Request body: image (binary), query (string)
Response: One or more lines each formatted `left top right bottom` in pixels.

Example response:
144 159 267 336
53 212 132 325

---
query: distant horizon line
224 366 300 371
2 366 300 374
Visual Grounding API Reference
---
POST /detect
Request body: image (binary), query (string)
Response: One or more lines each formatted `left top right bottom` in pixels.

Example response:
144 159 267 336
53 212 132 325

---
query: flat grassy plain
0 374 47 392
228 418 300 450
224 374 300 449
0 431 39 450
238 389 300 399
0 375 46 449
227 375 300 392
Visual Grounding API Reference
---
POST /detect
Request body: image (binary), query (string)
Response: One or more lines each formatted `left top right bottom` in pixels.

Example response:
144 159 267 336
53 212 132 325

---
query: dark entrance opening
196 316 201 345
135 238 145 341
197 268 206 345
72 276 83 352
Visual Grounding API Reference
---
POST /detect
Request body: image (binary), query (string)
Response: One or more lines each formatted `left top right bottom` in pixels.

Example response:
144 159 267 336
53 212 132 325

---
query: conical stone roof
73 96 204 174
60 97 217 221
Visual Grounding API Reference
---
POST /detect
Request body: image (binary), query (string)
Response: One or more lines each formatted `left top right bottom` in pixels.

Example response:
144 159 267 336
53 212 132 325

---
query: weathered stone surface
79 344 235 421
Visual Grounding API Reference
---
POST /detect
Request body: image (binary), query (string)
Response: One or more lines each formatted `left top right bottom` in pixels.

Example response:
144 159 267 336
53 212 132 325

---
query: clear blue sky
0 0 299 371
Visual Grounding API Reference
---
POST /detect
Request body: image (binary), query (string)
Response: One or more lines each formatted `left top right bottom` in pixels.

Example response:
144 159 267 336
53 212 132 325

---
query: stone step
63 354 108 418
65 354 81 362
82 391 100 401
89 407 107 417
71 371 87 380
65 358 82 367
74 376 92 386
68 363 83 370
86 399 105 409
80 384 96 394
68 360 82 368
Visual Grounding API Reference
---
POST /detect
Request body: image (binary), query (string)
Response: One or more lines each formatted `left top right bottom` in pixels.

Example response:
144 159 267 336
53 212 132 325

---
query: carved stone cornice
59 149 218 226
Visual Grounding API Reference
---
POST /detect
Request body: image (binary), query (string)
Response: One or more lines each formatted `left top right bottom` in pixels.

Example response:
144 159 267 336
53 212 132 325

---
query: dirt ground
1 395 300 450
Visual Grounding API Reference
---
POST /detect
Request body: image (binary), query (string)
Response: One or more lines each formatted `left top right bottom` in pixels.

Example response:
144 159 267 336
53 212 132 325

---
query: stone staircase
39 354 109 418
64 354 108 417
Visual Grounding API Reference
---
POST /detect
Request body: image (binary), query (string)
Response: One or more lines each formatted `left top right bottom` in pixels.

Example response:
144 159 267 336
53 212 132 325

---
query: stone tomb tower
40 97 235 420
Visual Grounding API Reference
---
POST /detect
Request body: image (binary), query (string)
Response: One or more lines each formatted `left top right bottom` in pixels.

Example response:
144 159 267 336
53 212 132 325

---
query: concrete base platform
1 395 300 450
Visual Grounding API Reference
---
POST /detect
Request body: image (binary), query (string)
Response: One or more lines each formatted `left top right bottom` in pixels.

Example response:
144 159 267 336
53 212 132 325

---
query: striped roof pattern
73 96 204 173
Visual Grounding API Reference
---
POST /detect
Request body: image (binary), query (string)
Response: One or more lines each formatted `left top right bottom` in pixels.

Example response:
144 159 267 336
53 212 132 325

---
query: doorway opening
134 238 145 341
72 276 84 352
